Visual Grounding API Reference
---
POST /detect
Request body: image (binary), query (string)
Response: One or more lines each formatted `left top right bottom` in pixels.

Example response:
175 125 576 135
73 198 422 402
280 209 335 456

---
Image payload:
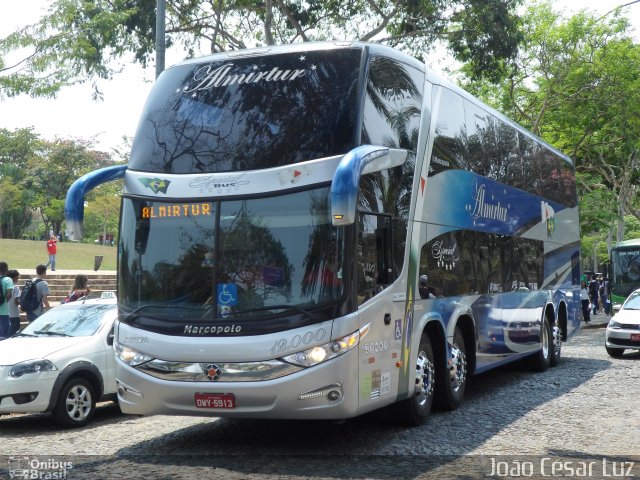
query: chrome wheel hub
552 324 562 356
449 344 467 392
415 350 434 406
542 322 549 358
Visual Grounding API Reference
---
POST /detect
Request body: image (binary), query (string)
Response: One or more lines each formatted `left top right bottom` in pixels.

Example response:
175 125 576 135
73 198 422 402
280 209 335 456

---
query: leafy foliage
0 128 123 240
0 0 523 100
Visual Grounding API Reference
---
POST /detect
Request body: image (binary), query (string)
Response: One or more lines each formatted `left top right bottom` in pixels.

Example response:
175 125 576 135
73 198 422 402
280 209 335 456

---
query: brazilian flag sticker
138 178 171 194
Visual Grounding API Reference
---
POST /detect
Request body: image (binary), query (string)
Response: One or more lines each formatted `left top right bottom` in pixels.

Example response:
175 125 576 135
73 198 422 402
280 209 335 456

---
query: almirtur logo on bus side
466 181 510 223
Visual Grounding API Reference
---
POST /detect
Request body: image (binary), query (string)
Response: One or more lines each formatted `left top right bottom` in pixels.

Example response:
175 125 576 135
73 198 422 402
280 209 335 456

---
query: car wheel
525 316 552 372
605 346 625 358
395 331 435 426
434 327 467 410
52 378 96 428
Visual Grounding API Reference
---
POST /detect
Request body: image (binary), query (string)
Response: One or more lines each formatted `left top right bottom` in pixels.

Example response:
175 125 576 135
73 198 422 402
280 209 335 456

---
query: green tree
24 138 117 236
83 182 122 243
0 0 522 101
0 128 43 238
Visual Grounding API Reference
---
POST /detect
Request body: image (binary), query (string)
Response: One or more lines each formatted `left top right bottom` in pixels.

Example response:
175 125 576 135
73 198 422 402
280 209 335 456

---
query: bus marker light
396 361 403 368
334 215 344 220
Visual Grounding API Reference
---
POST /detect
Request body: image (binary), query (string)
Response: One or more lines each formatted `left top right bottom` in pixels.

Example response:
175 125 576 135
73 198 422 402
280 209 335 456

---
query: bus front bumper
115 349 360 420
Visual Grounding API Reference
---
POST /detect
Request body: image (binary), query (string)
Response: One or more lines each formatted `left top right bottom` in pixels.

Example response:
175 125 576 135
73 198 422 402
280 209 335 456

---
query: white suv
0 296 118 427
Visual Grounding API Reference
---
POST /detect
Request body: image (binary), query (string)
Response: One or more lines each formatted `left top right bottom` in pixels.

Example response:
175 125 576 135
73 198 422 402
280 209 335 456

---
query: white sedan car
0 296 118 427
605 288 640 358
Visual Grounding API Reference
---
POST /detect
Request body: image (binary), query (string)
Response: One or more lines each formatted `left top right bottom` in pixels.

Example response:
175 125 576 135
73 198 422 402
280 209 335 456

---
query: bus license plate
194 392 235 409
631 334 640 342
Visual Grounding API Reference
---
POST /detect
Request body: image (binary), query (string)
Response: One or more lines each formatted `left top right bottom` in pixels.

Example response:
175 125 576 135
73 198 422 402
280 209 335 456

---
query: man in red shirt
46 234 58 271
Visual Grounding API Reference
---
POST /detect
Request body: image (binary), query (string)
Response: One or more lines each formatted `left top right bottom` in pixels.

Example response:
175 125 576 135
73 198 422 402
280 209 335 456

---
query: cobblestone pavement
1 326 639 479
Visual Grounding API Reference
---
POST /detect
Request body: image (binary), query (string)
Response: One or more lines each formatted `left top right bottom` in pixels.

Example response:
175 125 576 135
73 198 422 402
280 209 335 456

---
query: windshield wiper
14 332 35 337
230 304 317 320
34 331 71 337
123 304 203 323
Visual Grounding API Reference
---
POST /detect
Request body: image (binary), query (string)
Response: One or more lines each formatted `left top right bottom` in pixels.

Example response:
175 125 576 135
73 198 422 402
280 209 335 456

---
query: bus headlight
282 330 360 367
115 343 153 366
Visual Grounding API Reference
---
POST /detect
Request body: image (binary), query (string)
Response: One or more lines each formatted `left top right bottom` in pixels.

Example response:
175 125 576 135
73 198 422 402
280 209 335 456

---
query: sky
0 0 639 154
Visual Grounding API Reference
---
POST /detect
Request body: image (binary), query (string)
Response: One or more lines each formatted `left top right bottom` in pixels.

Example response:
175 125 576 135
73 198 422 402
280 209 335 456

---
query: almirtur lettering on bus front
184 63 307 92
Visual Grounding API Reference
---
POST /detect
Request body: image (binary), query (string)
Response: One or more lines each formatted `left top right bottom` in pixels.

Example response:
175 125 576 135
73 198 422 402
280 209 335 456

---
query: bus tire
434 327 467 411
52 378 96 428
550 323 562 367
525 317 552 372
395 331 435 426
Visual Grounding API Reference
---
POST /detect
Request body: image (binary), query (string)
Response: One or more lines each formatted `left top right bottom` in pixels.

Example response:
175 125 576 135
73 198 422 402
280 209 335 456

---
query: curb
582 322 608 330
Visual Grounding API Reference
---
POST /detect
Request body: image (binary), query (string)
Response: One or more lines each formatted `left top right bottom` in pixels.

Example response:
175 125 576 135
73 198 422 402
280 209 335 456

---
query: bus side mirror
330 145 407 226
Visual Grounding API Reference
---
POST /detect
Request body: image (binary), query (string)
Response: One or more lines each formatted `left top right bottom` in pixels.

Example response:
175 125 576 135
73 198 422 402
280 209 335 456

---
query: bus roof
613 239 640 249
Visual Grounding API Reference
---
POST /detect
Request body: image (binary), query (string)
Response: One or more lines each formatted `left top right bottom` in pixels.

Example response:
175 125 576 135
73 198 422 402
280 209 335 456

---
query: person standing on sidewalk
581 279 591 324
0 261 14 340
588 275 599 315
7 269 21 336
46 234 58 271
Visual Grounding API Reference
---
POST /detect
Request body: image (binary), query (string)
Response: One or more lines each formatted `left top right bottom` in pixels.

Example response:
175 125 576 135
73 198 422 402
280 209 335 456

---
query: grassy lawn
0 238 117 271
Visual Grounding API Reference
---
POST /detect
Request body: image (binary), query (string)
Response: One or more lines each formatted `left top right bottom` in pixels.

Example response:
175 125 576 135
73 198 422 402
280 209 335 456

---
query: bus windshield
611 246 640 299
128 48 361 174
118 187 346 326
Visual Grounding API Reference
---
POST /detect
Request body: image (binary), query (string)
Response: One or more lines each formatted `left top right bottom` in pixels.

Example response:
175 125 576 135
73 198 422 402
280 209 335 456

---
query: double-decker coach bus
610 239 640 311
65 42 581 425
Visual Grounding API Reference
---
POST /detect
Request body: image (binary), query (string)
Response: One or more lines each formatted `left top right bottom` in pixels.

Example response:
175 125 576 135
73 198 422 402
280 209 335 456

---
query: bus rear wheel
434 327 467 410
395 331 435 426
525 317 552 372
550 323 562 367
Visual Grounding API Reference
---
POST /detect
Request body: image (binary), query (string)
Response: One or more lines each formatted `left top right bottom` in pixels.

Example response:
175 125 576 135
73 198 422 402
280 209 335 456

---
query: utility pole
155 0 166 79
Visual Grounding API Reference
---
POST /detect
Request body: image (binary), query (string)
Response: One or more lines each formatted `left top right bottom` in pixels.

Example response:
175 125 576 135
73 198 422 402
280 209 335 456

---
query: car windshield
20 304 116 337
623 292 640 310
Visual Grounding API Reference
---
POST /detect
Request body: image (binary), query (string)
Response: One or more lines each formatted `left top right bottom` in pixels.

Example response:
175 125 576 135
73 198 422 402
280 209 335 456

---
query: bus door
356 212 403 406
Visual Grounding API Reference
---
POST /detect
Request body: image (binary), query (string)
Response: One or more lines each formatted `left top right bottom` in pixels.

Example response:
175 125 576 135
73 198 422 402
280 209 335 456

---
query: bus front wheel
395 331 435 426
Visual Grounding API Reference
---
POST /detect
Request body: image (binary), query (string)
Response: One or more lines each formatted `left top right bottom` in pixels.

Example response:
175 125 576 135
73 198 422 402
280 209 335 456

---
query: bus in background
65 42 581 426
610 239 640 312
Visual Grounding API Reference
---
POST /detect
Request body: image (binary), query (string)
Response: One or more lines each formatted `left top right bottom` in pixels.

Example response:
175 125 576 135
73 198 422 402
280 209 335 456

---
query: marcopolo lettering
184 324 242 335
184 63 307 93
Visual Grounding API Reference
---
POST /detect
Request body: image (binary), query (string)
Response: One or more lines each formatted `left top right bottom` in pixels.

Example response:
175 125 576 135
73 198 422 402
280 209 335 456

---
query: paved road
1 325 639 479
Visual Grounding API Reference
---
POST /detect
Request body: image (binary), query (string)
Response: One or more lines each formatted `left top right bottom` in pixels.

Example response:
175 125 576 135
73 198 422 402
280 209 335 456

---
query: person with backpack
0 261 15 340
7 269 21 336
21 264 50 322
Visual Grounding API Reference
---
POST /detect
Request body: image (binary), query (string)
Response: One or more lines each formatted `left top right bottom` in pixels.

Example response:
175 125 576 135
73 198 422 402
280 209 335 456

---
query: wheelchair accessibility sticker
217 283 238 306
